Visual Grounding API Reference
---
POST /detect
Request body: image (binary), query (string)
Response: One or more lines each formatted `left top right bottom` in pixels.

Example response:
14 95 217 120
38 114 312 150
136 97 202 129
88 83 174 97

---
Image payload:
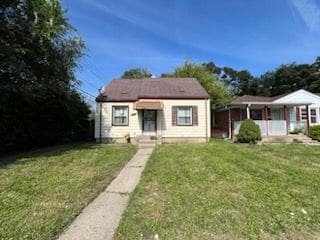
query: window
301 108 307 121
311 108 317 123
112 106 128 126
268 109 281 120
177 106 192 125
250 109 263 120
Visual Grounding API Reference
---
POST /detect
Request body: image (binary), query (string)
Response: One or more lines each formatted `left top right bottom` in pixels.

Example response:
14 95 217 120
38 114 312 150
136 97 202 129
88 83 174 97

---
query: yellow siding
154 99 210 138
95 99 211 140
95 102 141 139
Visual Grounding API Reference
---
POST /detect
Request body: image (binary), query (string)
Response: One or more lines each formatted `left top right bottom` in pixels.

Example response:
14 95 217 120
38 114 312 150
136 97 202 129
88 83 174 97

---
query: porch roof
225 94 313 109
135 101 163 110
215 102 313 111
229 102 313 109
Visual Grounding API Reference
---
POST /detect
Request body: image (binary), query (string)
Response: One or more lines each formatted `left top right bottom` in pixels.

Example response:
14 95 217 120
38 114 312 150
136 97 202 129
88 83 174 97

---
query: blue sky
61 0 320 102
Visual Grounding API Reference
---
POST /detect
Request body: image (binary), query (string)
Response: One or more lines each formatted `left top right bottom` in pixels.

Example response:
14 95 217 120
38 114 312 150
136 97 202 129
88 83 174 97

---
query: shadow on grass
0 141 101 168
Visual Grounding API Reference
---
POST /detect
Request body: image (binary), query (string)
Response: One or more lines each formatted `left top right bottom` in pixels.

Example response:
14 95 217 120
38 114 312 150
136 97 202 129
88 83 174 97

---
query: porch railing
289 121 307 133
234 120 287 136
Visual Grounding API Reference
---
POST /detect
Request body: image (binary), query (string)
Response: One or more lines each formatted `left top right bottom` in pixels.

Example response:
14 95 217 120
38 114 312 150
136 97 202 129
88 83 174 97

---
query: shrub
237 119 262 144
309 125 320 141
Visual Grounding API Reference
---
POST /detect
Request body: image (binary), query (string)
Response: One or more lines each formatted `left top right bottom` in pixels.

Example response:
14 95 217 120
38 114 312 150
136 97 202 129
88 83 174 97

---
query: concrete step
139 143 156 148
136 135 161 145
262 134 319 145
306 142 320 146
138 139 156 143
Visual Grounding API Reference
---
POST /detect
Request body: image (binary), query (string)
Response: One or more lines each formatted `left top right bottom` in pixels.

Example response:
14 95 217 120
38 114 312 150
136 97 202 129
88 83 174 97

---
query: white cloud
290 0 320 32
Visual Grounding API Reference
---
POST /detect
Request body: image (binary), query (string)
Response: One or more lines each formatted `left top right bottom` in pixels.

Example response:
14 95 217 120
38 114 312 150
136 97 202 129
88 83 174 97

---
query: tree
166 61 232 106
220 68 255 95
203 62 256 96
203 62 222 76
0 0 90 153
256 57 320 96
121 68 152 79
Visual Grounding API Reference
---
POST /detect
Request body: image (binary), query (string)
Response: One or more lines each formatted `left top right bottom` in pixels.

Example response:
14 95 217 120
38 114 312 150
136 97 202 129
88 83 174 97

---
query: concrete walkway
58 145 155 240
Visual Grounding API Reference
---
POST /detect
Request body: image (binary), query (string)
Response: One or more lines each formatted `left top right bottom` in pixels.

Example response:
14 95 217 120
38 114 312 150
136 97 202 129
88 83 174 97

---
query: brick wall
213 108 241 138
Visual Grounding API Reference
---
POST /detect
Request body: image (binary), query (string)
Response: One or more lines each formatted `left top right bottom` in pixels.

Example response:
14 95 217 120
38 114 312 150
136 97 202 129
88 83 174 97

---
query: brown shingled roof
231 95 273 104
96 78 209 102
231 92 292 104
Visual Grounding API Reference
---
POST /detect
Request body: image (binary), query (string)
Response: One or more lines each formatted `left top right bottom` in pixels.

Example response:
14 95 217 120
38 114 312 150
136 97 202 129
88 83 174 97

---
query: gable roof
230 90 319 105
96 78 209 102
273 89 320 104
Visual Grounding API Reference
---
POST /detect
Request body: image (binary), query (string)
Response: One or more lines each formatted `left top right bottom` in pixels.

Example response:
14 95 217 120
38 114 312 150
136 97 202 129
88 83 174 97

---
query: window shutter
192 106 198 126
172 106 177 126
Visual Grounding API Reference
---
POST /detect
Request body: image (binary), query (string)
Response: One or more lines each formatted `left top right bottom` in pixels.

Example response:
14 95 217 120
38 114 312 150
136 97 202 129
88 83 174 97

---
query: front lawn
0 143 136 240
116 141 320 239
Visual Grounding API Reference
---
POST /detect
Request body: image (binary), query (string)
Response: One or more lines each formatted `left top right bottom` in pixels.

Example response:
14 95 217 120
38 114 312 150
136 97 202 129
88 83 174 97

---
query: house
95 78 211 143
213 90 320 139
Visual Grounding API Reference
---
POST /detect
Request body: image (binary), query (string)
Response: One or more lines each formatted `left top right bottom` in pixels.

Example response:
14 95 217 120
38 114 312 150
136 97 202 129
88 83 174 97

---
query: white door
143 110 156 135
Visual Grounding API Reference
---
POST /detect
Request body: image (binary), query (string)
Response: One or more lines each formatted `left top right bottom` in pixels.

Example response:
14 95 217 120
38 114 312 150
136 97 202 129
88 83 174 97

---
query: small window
311 108 317 123
112 106 129 126
301 108 307 121
177 106 192 125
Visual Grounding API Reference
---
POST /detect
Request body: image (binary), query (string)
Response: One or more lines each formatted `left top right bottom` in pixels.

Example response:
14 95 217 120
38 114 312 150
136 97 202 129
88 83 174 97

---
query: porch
230 103 311 137
134 101 163 144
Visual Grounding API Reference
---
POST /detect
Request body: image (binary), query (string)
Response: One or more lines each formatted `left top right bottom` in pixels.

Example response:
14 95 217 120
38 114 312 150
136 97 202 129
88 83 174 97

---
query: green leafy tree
256 57 320 96
0 0 90 153
203 62 222 76
121 68 152 79
167 61 232 105
203 62 256 96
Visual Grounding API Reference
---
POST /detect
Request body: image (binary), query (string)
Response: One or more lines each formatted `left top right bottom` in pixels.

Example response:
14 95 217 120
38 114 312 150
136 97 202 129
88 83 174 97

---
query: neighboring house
95 78 211 143
214 90 320 138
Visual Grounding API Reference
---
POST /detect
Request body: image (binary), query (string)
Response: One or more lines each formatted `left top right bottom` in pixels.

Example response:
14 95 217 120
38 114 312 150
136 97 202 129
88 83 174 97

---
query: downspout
205 99 208 141
99 102 102 143
246 104 251 119
228 108 232 139
98 87 105 144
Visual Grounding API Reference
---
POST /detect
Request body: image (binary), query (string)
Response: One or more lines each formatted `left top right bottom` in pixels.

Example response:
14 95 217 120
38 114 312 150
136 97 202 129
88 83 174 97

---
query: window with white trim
112 106 129 126
311 108 317 123
177 106 192 125
301 108 307 121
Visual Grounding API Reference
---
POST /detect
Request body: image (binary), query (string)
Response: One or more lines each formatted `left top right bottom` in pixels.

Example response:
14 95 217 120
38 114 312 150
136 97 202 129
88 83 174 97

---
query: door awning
135 101 163 110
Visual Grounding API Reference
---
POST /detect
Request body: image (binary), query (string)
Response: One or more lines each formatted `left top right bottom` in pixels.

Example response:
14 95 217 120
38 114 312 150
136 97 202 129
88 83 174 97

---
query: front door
143 110 156 135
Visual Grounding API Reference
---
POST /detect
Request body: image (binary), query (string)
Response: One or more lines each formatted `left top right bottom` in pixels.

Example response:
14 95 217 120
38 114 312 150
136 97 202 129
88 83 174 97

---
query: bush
309 125 320 141
237 119 262 144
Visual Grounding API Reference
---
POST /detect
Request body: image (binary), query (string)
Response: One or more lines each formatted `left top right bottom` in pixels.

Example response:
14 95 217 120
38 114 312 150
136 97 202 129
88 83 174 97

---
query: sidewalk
58 145 155 240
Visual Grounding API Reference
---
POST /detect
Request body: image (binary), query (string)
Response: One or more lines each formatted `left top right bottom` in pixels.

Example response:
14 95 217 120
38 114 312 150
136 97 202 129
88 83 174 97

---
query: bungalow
95 78 211 143
214 90 320 139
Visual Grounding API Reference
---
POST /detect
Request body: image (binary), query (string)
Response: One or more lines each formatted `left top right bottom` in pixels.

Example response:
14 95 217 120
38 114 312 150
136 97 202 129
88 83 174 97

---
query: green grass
0 143 137 240
116 141 320 240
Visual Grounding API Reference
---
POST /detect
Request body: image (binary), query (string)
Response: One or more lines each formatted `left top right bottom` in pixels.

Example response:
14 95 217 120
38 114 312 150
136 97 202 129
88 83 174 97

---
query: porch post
284 105 288 135
246 104 251 119
306 105 310 135
264 106 268 136
228 108 232 139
